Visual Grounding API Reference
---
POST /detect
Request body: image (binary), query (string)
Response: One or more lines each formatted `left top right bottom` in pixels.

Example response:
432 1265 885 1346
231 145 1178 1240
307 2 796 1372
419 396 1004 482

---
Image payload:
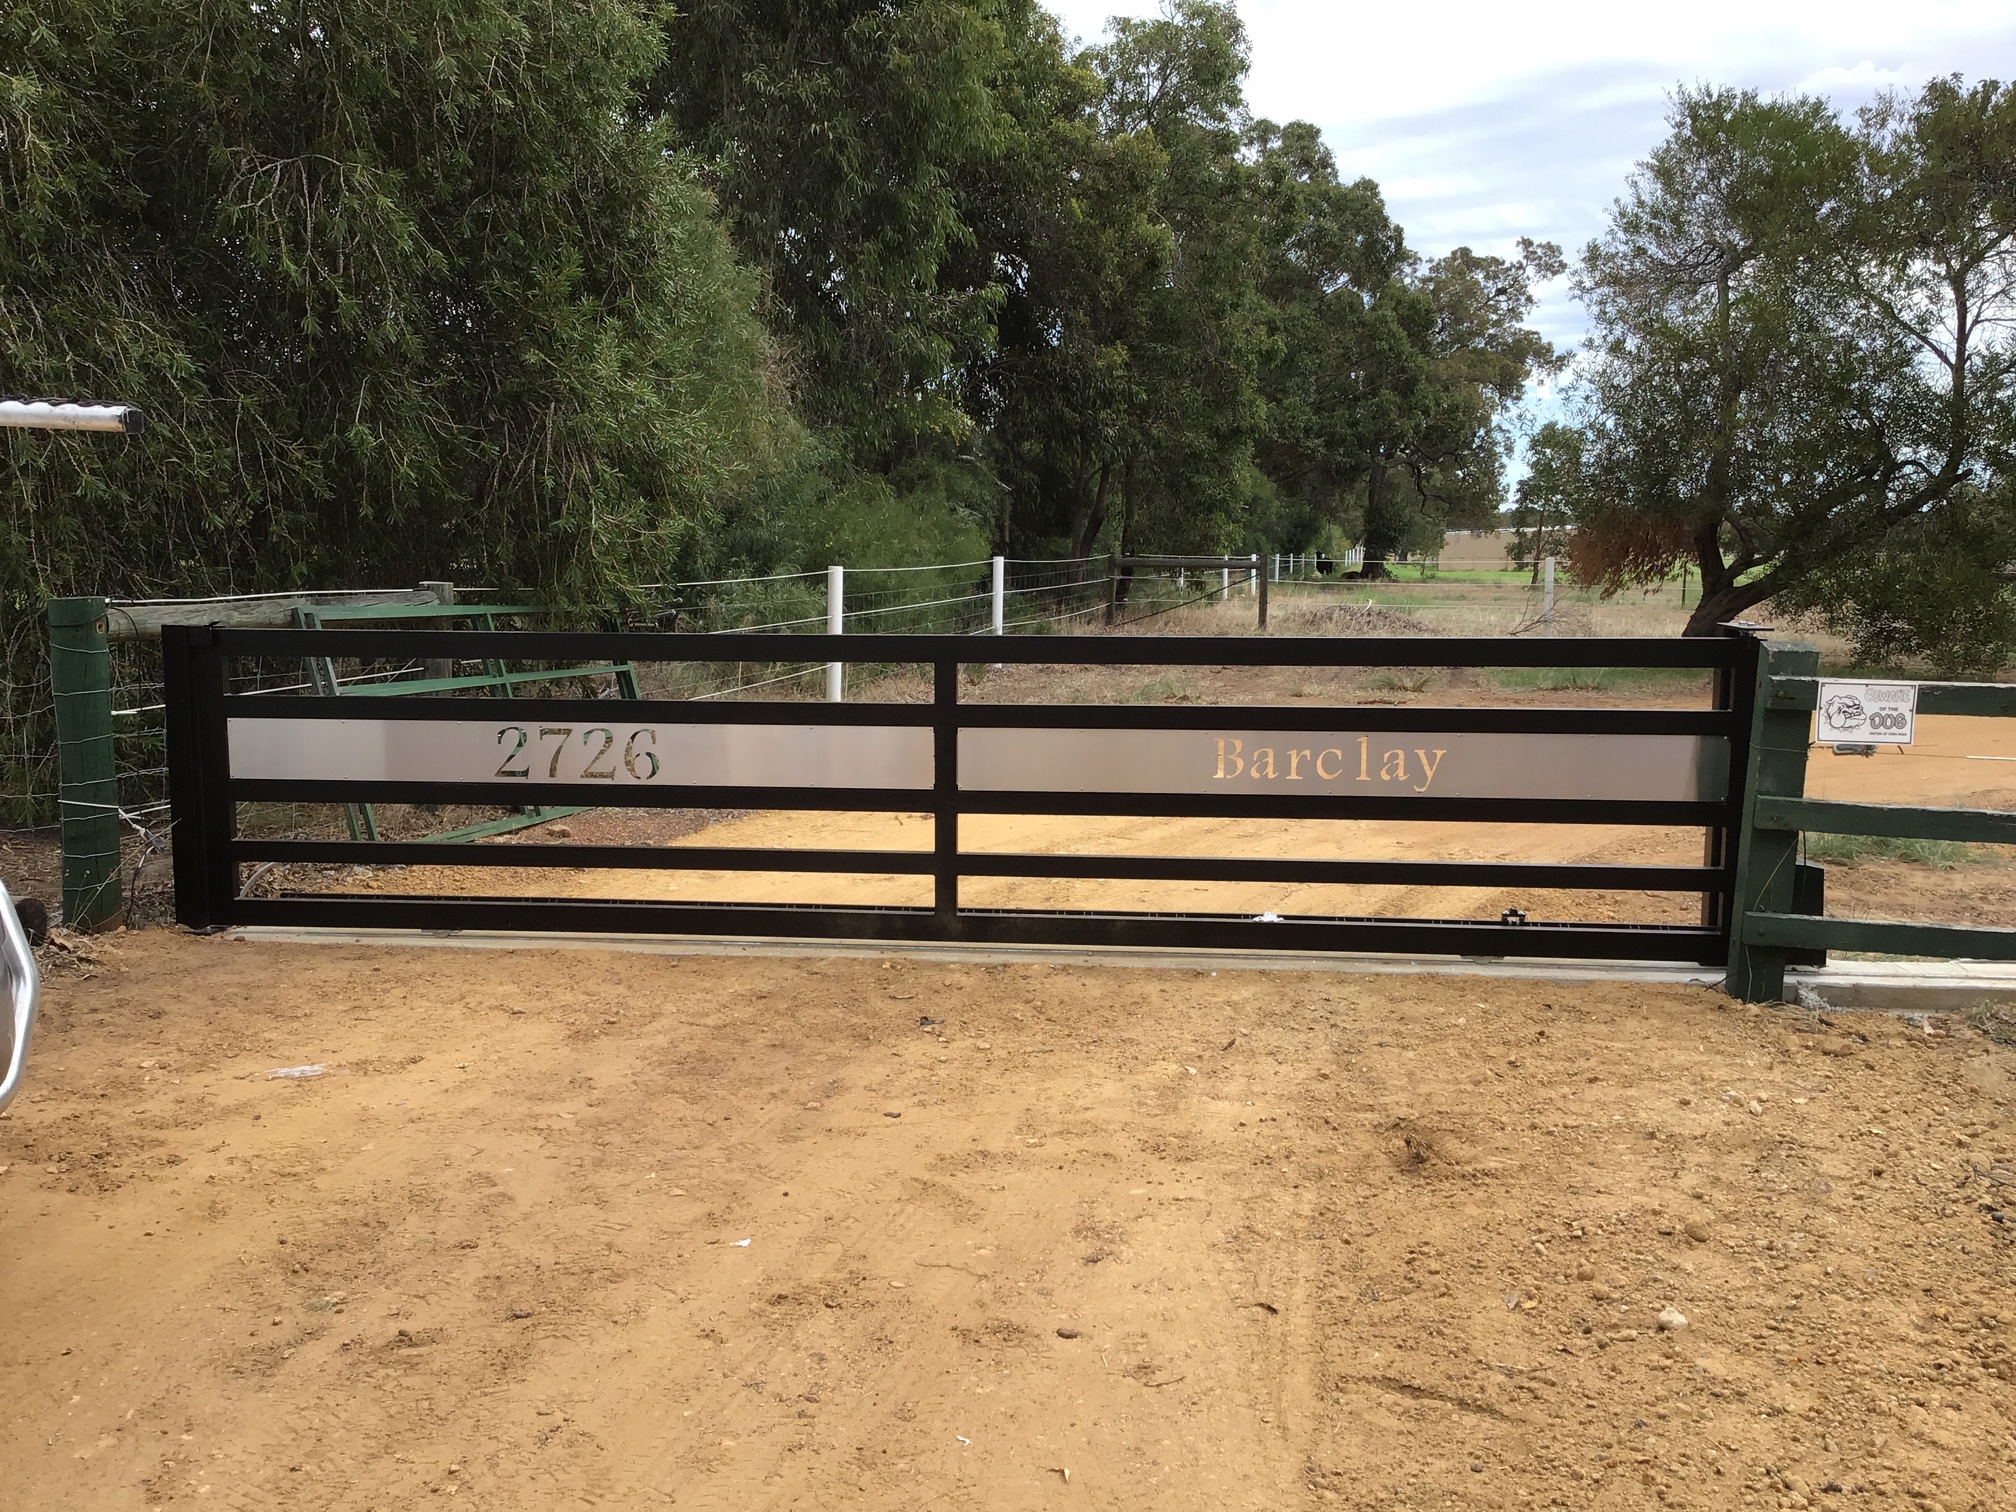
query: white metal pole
1220 566 1229 600
991 555 1005 670
1249 554 1259 596
826 564 844 703
1543 556 1556 628
0 399 143 434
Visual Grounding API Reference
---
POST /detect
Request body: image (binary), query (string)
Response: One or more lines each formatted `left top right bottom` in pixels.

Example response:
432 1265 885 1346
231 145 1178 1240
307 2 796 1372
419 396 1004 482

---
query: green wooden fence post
1725 637 1819 1002
47 596 123 930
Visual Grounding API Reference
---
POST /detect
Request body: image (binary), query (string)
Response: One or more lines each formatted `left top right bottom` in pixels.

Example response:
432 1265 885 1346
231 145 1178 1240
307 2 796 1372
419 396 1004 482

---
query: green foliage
1554 81 2016 645
1801 486 2016 675
647 0 1017 461
1 0 792 614
973 0 1273 560
4 0 1566 623
1509 421 1583 574
1248 115 1564 573
661 0 1556 566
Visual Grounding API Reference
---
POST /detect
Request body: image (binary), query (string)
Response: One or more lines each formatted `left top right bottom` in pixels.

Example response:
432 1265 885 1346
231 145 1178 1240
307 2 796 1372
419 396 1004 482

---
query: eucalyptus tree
1248 114 1561 573
968 0 1272 560
646 0 1018 464
1560 82 2016 659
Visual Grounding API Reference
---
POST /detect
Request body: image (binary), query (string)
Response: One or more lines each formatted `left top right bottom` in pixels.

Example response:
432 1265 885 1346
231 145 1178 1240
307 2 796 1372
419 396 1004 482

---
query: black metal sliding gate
166 627 1761 963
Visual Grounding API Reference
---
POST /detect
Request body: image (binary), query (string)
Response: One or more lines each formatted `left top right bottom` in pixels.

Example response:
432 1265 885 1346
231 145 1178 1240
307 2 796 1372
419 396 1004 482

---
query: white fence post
1543 556 1556 629
991 555 1005 670
1249 554 1258 596
1220 565 1229 600
826 564 844 703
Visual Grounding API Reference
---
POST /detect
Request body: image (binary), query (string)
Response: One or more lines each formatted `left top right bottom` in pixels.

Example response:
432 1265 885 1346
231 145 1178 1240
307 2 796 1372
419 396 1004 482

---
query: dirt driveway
2 933 2014 1512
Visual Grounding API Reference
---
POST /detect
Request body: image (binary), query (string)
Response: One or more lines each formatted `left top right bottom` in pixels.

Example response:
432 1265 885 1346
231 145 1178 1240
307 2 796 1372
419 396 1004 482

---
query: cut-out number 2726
494 726 659 781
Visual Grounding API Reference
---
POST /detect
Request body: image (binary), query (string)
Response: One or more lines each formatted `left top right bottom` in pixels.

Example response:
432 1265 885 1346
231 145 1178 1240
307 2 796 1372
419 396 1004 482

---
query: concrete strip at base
1786 959 2016 1012
224 925 2016 1008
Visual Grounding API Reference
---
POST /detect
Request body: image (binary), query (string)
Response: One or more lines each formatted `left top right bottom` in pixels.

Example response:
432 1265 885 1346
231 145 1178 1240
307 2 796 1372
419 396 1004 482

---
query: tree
1245 116 1561 574
1351 239 1563 571
1247 120 1408 550
1562 83 2016 650
1510 421 1583 576
1 0 789 615
969 0 1271 561
646 0 1017 465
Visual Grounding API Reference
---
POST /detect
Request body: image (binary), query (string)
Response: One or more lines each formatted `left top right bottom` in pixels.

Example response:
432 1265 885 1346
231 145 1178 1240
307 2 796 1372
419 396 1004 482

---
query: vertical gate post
47 596 122 930
163 626 235 932
1257 556 1269 630
1725 637 1819 1002
931 657 960 933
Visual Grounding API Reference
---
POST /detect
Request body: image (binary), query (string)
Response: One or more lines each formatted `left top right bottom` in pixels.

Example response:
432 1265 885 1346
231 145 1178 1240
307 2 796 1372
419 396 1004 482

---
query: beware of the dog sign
1814 680 1916 746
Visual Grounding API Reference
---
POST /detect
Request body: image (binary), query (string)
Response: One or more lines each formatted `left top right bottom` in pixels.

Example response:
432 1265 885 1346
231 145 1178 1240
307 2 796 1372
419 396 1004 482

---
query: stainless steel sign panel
960 728 1729 802
228 718 935 790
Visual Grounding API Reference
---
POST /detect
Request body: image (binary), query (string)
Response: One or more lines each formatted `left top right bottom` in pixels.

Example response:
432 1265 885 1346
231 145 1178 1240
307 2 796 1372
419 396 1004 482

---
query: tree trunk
1679 516 1773 635
1681 576 1775 636
1113 456 1140 609
1070 462 1113 563
1357 458 1400 578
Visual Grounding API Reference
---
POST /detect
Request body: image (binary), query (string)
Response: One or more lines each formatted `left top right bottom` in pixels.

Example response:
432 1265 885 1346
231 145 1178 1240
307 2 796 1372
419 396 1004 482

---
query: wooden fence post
1725 637 1819 1002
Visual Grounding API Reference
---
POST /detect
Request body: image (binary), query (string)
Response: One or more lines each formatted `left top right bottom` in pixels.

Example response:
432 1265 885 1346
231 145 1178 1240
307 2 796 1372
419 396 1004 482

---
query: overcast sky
1045 0 2016 362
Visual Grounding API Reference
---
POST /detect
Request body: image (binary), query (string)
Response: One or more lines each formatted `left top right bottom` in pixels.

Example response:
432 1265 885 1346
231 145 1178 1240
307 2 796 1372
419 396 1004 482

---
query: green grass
1485 665 1704 693
1121 672 1199 704
1801 833 1986 868
1368 667 1437 693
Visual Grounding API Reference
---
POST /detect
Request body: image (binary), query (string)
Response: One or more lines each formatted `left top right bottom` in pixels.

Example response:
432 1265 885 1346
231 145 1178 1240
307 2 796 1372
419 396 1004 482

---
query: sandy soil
4 932 2015 1511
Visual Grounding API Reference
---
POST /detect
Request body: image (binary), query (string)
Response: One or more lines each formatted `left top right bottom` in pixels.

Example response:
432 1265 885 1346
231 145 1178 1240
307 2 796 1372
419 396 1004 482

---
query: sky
1044 0 2016 362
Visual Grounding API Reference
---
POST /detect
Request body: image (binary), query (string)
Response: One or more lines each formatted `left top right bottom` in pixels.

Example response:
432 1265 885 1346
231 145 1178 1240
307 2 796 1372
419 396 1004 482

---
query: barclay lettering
1208 734 1451 792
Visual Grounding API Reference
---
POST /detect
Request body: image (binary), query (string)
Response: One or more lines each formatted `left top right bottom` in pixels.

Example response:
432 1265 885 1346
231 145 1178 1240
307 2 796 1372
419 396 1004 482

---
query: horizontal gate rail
218 895 1725 961
166 626 1760 965
1766 677 2016 719
225 837 1720 892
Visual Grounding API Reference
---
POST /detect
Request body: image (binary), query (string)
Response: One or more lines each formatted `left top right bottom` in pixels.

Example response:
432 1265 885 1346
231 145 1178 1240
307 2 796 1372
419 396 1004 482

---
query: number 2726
494 726 660 781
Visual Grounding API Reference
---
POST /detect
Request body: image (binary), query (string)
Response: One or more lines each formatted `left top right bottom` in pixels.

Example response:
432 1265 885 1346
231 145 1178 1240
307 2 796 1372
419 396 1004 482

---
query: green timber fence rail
1726 639 2016 1002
